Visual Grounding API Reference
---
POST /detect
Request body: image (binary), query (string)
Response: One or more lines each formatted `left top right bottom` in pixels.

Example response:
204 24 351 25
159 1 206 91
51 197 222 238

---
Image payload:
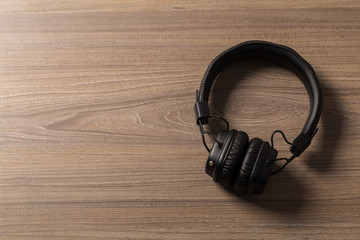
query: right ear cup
219 131 249 188
234 138 278 193
234 138 263 193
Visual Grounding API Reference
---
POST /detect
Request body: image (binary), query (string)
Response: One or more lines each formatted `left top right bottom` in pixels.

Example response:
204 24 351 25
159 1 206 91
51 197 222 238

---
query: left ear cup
219 131 249 188
234 138 263 193
205 130 248 186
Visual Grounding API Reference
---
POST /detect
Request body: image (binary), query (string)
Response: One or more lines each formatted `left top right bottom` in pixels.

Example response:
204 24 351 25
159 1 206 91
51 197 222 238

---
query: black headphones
194 41 323 194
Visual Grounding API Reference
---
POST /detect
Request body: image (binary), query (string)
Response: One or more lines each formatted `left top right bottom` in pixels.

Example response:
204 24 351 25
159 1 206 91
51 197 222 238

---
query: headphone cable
269 130 296 175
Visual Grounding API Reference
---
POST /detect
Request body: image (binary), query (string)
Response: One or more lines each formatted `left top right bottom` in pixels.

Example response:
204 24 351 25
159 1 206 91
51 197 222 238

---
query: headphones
194 41 323 194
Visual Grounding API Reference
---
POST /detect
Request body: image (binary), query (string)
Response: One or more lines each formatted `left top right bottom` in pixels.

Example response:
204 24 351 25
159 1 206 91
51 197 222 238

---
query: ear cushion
234 138 263 192
219 131 249 188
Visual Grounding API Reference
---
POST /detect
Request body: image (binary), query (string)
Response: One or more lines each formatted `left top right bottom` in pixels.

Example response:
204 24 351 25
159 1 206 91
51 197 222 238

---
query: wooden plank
0 1 359 239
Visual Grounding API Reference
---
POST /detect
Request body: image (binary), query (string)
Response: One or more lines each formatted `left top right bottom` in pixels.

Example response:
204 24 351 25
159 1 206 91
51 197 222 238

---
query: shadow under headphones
194 41 323 194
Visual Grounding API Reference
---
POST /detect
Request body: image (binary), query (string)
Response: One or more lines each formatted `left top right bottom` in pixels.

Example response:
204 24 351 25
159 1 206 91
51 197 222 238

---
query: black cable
269 130 296 175
271 130 293 148
270 155 295 176
197 115 229 152
198 122 210 152
209 115 229 131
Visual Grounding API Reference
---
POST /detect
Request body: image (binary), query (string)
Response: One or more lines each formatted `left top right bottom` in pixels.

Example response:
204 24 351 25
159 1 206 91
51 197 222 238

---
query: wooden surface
1 1 360 239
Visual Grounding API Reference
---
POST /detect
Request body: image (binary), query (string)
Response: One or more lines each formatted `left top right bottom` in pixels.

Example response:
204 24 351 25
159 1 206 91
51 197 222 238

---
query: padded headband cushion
197 40 323 156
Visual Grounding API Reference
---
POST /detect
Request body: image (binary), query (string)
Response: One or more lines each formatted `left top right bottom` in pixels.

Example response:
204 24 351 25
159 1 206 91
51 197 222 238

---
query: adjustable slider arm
270 128 318 175
194 90 230 152
290 128 318 157
194 90 210 125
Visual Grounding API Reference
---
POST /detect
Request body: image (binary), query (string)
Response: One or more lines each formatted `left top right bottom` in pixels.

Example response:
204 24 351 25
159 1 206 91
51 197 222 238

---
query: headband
195 41 322 157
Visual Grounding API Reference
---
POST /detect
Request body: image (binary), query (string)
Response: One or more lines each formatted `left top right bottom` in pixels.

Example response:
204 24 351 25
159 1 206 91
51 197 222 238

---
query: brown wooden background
0 1 359 239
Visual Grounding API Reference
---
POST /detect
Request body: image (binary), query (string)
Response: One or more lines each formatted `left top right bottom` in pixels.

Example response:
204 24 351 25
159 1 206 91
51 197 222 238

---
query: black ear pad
234 138 278 193
205 130 248 186
205 130 236 181
219 131 249 188
234 138 263 192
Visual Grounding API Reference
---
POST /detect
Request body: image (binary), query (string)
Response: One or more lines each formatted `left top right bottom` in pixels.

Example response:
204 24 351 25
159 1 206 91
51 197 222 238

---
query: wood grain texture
0 1 359 239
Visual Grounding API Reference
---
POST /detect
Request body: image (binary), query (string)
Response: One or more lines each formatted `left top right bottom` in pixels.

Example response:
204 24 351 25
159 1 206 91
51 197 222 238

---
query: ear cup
219 131 249 188
234 138 263 192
